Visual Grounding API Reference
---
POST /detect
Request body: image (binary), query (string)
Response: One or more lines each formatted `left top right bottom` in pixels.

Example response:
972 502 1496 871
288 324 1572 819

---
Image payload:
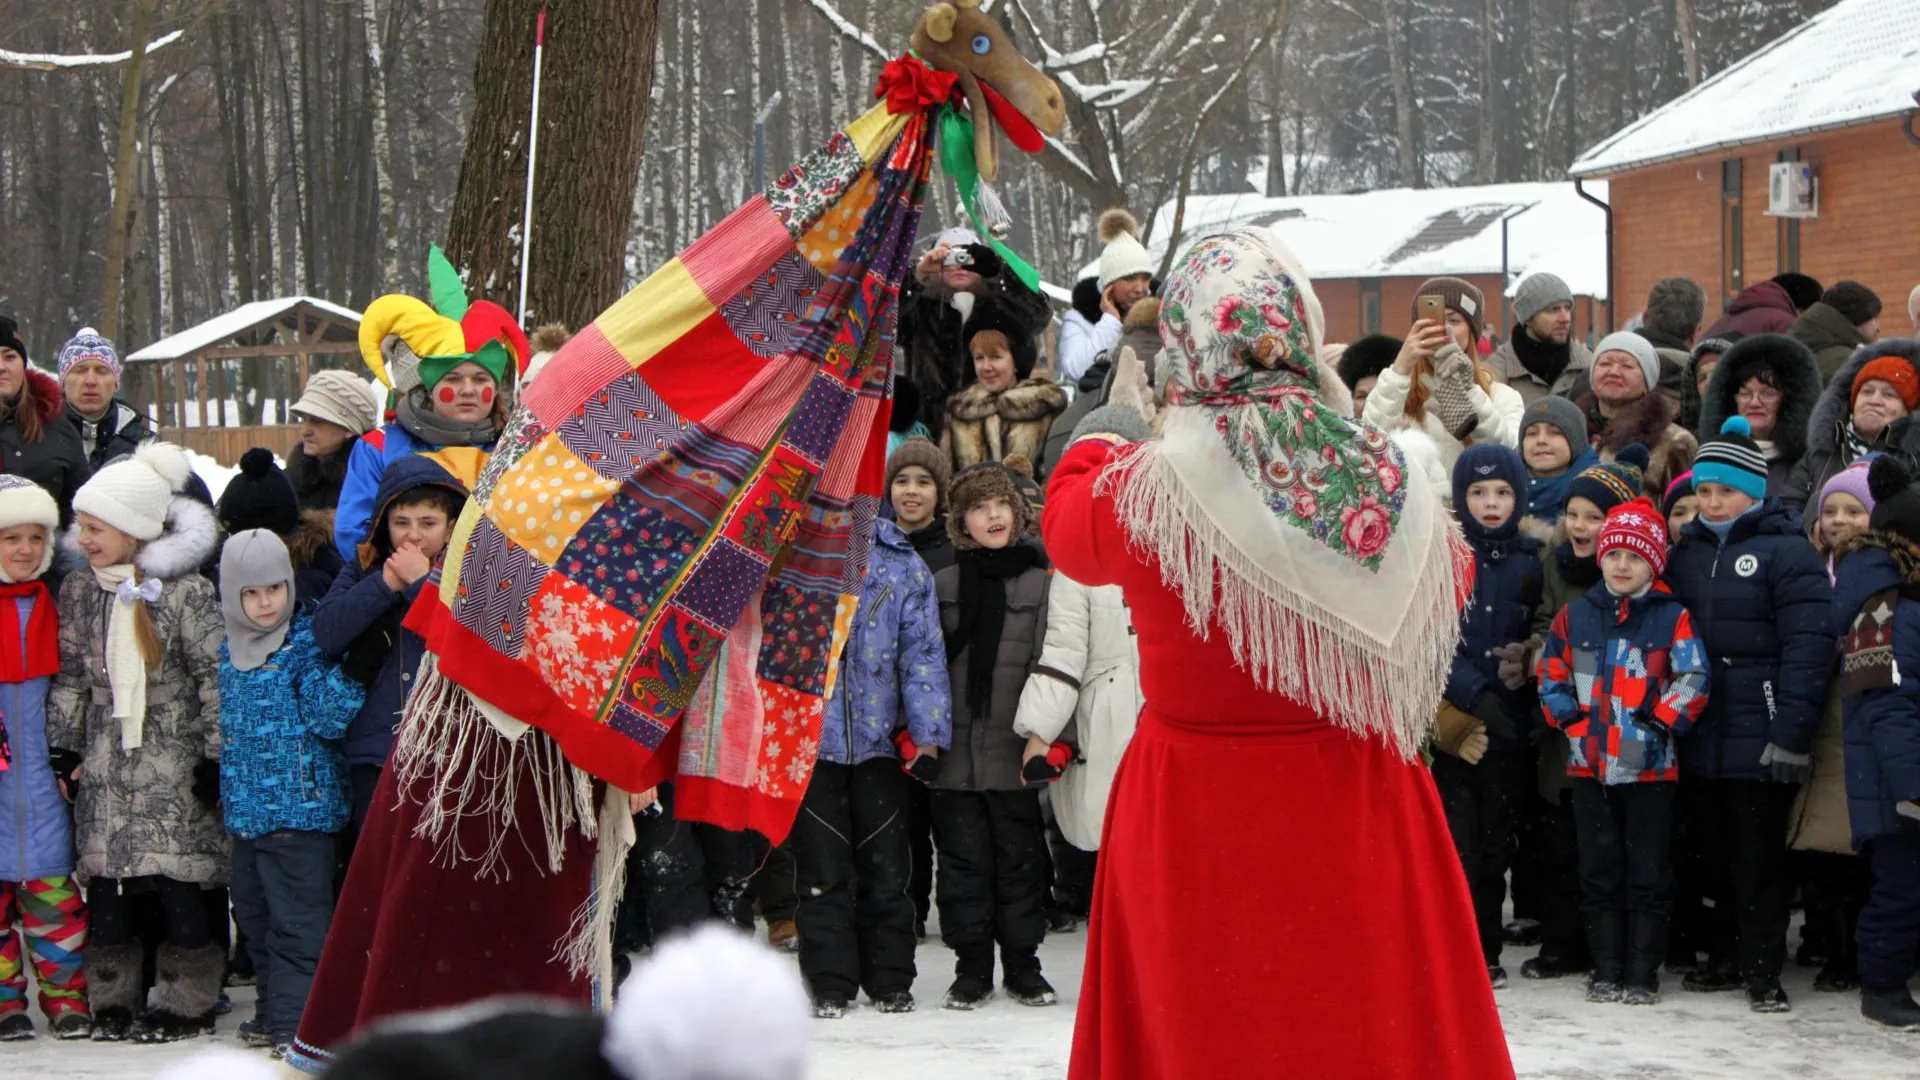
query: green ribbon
934 103 1041 292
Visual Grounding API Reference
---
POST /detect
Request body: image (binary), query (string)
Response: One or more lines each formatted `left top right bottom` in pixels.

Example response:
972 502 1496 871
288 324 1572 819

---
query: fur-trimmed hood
10 367 68 426
1804 339 1920 461
948 377 1068 423
285 508 338 572
1697 333 1823 464
1580 389 1679 455
62 495 219 582
1839 527 1920 585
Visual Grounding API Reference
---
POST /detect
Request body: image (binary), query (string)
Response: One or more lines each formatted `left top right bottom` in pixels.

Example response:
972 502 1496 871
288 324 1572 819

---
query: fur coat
1577 390 1697 498
47 498 228 885
943 377 1068 474
1697 333 1824 497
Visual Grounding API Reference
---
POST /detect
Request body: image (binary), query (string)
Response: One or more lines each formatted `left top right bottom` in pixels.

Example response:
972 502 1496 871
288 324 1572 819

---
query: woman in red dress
1047 228 1515 1079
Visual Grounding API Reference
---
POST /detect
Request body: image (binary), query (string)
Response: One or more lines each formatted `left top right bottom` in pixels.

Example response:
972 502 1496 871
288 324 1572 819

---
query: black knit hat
1822 281 1883 328
1566 444 1651 514
1336 334 1402 391
217 447 302 537
0 315 24 364
1869 454 1920 543
962 298 1039 380
1772 272 1825 313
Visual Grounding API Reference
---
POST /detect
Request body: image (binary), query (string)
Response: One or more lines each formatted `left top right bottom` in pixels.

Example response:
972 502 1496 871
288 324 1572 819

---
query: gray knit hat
1594 331 1661 396
1520 395 1588 453
291 369 381 436
1511 272 1573 327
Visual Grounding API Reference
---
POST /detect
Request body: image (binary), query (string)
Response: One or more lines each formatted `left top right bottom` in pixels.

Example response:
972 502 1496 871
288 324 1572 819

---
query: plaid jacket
1538 580 1709 784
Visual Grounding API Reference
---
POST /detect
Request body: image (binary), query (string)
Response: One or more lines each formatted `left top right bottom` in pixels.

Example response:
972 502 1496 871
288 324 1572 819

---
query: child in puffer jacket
1664 416 1834 1013
1540 497 1708 1007
218 529 366 1056
0 476 89 1041
792 517 950 1019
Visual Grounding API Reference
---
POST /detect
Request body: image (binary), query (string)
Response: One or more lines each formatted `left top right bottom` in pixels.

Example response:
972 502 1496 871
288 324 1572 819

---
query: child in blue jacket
1664 416 1834 1013
218 529 366 1056
1832 455 1920 1029
0 476 89 1040
1540 497 1708 1006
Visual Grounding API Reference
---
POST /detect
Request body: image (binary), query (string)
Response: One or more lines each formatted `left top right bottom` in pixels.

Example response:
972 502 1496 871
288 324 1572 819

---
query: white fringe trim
1096 444 1462 760
557 784 636 991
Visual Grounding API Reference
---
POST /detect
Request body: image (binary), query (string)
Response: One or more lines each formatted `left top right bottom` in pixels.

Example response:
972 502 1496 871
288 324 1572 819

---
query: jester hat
358 246 531 399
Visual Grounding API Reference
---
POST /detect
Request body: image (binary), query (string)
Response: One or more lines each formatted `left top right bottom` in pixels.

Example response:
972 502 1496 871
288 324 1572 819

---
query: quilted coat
47 499 228 884
934 562 1050 793
818 519 951 766
218 617 366 841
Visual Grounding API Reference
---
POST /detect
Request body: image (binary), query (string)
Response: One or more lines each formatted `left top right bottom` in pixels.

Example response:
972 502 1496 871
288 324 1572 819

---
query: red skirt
290 758 594 1072
1069 710 1515 1080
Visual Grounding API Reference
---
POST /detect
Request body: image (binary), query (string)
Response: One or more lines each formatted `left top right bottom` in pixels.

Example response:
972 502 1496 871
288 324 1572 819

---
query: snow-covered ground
9 928 1916 1078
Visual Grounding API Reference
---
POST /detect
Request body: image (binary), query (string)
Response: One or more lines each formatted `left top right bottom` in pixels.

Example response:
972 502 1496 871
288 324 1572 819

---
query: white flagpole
515 6 547 326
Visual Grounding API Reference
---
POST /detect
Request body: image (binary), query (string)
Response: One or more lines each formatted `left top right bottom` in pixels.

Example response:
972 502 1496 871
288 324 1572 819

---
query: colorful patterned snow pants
0 876 89 1017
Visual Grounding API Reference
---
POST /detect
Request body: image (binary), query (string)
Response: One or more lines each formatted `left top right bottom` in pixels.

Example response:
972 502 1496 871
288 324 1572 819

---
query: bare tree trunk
1475 0 1497 183
361 0 402 283
1381 0 1420 189
99 0 159 340
445 0 662 330
1673 0 1701 88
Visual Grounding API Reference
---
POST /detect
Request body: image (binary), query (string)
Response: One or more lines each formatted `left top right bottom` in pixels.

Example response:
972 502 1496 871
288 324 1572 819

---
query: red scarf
0 581 59 682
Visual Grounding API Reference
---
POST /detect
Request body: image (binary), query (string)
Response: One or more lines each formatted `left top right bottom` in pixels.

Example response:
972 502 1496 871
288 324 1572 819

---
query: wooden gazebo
124 297 362 464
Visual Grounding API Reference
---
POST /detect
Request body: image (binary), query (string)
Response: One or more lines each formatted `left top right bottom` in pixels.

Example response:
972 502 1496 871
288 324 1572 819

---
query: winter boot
945 947 995 1010
812 990 850 1019
767 919 800 954
238 1018 275 1048
51 1012 92 1040
132 942 224 1043
1745 976 1791 1014
1521 949 1591 980
1862 986 1920 1030
1583 910 1625 1003
1621 912 1668 1004
1004 967 1058 1007
1502 919 1542 947
0 1013 32 1041
1814 921 1860 992
871 990 916 1014
83 943 143 1042
1682 958 1742 993
1488 966 1509 990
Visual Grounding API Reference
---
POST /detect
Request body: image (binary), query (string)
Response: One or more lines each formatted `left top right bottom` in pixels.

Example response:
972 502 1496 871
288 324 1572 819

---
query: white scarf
92 564 158 752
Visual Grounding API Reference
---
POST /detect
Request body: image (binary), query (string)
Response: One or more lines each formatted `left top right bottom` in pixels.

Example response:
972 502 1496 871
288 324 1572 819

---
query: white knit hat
1096 208 1153 292
73 441 194 541
0 476 60 581
291 369 381 436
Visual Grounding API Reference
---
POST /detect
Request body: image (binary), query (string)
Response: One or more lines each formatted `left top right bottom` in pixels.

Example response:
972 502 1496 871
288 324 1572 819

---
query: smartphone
1416 294 1447 327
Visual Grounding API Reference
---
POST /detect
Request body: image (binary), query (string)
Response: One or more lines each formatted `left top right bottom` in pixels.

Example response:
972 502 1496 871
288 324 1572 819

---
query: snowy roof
1075 181 1610 299
1569 0 1920 177
127 297 361 363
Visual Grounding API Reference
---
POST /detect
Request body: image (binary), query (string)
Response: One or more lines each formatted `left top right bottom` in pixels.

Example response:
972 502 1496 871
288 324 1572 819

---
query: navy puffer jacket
1663 499 1834 781
1832 532 1920 849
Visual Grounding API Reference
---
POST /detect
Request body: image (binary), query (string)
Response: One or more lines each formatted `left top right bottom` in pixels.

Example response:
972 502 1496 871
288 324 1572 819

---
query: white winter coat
1362 364 1525 470
1013 574 1141 852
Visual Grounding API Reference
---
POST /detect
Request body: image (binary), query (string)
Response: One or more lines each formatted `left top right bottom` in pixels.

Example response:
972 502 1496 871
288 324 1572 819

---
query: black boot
83 943 143 1042
1863 987 1920 1030
1682 957 1742 992
131 943 224 1043
1584 910 1625 1003
1621 913 1668 1005
945 946 995 1010
1814 917 1860 992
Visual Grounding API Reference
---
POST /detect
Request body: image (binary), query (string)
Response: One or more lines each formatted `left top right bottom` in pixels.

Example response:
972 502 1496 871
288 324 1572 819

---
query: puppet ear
462 300 532 377
427 245 470 322
924 3 957 42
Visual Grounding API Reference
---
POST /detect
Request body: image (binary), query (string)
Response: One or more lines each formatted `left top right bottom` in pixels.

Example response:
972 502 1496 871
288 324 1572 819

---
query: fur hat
1822 281 1882 328
885 436 950 509
1870 454 1920 542
57 327 119 379
1595 331 1661 395
1335 334 1402 392
217 448 302 537
73 440 196 541
1598 497 1670 576
962 298 1039 381
292 369 381 436
1411 277 1485 343
1771 272 1825 313
947 462 1032 550
1511 272 1573 327
0 475 59 581
1096 209 1153 293
1693 416 1769 501
1520 395 1588 455
0 315 25 364
1567 445 1650 514
1070 276 1102 324
1643 277 1706 342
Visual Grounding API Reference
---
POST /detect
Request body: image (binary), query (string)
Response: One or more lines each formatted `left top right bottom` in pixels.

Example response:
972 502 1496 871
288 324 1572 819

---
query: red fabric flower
1341 496 1394 560
875 55 959 114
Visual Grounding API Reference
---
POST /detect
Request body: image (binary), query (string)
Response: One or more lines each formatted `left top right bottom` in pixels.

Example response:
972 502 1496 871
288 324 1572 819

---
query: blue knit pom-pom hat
1692 415 1769 501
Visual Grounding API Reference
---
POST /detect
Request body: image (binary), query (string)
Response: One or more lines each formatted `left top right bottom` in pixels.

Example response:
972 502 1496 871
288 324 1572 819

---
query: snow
126 298 361 363
189 450 240 503
1569 0 1920 177
0 28 185 71
17 929 1918 1078
1075 182 1611 300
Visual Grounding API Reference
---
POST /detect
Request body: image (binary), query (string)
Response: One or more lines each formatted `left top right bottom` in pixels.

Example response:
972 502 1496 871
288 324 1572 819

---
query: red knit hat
1598 497 1669 576
1852 355 1920 410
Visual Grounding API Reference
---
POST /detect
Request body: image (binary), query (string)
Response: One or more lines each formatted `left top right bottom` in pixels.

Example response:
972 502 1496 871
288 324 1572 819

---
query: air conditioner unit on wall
1767 162 1818 218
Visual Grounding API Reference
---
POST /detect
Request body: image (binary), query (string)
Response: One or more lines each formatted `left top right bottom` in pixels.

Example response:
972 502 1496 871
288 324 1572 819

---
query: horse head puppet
912 0 1065 183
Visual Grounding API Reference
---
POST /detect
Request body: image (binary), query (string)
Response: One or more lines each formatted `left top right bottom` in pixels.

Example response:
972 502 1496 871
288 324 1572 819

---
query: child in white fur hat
46 441 227 1043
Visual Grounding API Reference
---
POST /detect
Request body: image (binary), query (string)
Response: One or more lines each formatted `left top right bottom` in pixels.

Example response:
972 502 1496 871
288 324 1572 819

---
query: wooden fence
160 425 303 466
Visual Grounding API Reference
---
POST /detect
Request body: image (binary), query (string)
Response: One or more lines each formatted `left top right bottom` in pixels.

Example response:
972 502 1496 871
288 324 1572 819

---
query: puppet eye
971 34 991 55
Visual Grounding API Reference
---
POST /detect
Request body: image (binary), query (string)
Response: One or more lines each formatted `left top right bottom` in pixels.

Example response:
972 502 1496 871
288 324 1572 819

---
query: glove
1897 800 1920 839
47 748 81 803
192 759 222 809
1021 742 1073 786
1759 743 1812 785
1470 691 1517 742
1431 703 1489 765
1071 405 1152 446
1491 641 1533 692
893 730 942 786
1421 343 1481 441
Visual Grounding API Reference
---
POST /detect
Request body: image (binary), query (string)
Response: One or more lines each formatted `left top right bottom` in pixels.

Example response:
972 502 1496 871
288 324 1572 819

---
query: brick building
1570 0 1920 336
1074 181 1609 347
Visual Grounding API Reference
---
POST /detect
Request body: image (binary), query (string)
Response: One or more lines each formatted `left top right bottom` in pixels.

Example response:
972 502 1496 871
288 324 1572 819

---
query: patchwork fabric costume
293 4 1062 1071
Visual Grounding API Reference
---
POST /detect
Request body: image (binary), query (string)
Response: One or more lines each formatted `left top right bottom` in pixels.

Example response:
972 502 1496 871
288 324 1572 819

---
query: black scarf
1556 542 1602 590
1509 326 1571 387
945 544 1042 721
286 441 355 511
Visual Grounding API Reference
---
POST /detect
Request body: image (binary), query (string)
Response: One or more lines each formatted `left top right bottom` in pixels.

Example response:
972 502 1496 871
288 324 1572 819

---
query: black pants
1531 788 1590 966
1858 832 1920 994
904 780 934 925
89 878 212 951
1571 780 1678 919
791 759 918 999
1683 777 1798 981
230 830 336 1039
1432 749 1522 965
756 841 798 925
1042 795 1096 917
1796 850 1868 976
630 783 762 935
349 764 384 833
1508 742 1547 924
929 788 1048 978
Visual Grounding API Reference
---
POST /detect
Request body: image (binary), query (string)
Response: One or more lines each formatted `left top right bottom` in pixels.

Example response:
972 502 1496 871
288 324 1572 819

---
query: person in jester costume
287 2 1063 1071
332 247 531 560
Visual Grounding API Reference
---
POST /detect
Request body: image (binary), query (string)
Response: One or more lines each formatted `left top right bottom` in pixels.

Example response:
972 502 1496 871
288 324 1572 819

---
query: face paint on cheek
439 386 457 404
480 387 495 405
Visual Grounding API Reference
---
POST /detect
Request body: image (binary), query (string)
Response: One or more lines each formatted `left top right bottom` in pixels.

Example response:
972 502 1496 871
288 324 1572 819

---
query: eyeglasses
1736 384 1782 405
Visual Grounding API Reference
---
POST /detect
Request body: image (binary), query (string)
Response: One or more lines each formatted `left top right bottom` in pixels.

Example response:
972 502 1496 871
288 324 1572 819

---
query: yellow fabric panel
420 447 491 492
358 295 463 389
590 258 716 371
844 102 910 163
485 432 623 562
439 498 485 607
799 170 882 274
